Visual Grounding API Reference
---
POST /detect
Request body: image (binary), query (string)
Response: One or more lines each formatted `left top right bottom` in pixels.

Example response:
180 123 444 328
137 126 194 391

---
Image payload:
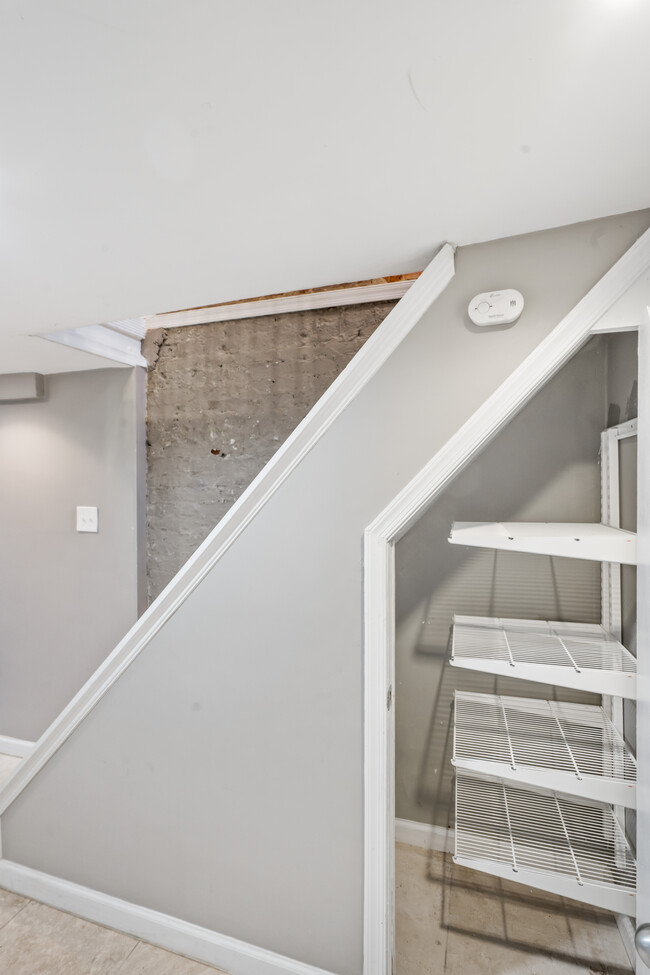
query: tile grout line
0 895 33 933
109 939 140 975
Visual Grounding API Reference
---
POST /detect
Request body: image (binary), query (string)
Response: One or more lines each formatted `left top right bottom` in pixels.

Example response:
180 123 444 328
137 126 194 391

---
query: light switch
77 506 98 533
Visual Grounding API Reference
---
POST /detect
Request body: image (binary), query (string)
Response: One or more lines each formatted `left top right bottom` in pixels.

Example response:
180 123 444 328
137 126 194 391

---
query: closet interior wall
395 332 637 832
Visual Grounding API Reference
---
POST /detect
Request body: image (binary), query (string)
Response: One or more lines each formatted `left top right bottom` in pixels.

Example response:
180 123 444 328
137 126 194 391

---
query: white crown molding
0 243 454 823
0 736 35 759
0 860 336 975
144 279 416 330
362 226 650 975
40 324 147 367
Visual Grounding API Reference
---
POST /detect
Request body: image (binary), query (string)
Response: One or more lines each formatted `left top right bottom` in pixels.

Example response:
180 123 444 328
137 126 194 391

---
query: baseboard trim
0 736 35 759
0 860 336 975
395 818 452 853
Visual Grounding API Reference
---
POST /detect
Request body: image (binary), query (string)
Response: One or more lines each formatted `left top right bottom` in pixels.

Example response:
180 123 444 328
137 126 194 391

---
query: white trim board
395 819 452 853
104 319 147 341
0 737 35 759
144 279 416 330
0 860 336 975
0 243 455 819
40 323 147 367
362 226 650 975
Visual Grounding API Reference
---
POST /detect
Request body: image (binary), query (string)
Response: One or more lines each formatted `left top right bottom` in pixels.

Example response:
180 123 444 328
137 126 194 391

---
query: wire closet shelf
451 616 637 699
454 773 636 916
453 691 636 807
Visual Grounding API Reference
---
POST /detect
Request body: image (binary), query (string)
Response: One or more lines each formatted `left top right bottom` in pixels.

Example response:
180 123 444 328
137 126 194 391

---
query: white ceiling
3 333 132 375
1 0 650 373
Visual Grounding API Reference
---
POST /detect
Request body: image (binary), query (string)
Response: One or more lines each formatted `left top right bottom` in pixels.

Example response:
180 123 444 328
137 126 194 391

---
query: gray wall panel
0 368 143 740
3 213 650 975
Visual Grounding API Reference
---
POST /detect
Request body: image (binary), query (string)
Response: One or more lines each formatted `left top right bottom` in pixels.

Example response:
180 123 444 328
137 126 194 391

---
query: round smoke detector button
468 289 524 327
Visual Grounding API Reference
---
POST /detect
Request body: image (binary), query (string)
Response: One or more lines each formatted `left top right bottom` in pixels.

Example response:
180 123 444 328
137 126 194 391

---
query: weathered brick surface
145 301 396 600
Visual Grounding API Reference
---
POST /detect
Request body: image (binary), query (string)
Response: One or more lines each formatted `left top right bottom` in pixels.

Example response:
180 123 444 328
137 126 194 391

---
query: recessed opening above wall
0 373 45 403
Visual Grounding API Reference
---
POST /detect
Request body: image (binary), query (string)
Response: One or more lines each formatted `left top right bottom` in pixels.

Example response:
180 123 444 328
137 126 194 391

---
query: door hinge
387 685 393 711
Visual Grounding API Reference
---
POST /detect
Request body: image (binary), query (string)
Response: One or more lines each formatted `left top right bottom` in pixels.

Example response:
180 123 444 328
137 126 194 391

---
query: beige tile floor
0 892 227 975
396 841 633 975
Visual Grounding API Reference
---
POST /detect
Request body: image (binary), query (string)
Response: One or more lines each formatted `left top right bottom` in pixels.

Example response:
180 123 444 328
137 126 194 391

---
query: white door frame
362 230 650 975
636 312 650 971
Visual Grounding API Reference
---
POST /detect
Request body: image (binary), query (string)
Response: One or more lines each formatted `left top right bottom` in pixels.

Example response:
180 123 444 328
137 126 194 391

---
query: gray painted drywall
3 211 650 975
0 373 44 402
145 302 393 601
0 368 144 741
394 337 607 828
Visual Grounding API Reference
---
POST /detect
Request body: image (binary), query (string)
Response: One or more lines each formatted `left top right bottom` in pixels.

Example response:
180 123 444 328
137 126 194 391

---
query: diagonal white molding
362 225 650 975
0 243 455 819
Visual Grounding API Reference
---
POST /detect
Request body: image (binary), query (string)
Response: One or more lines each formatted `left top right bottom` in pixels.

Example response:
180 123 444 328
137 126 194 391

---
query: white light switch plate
77 506 98 533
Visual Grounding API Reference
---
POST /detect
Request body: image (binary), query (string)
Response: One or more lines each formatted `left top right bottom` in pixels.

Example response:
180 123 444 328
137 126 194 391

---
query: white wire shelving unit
448 521 636 565
454 773 636 916
451 615 637 699
444 430 639 947
453 691 636 807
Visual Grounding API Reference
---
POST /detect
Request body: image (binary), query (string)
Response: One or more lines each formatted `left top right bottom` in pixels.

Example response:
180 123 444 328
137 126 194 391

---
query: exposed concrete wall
145 302 395 600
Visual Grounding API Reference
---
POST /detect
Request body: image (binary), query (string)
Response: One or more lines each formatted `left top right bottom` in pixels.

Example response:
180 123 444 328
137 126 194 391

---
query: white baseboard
0 736 35 759
395 818 453 853
0 860 336 975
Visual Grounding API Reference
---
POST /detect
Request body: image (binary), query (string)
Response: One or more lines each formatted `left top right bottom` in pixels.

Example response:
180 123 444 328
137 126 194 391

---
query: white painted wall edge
395 819 453 853
633 312 650 974
362 226 650 975
0 860 337 975
144 278 416 330
0 243 455 818
0 737 35 759
40 324 147 367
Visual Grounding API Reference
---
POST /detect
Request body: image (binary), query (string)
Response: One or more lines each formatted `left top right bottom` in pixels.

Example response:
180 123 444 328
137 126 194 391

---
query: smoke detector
468 289 524 327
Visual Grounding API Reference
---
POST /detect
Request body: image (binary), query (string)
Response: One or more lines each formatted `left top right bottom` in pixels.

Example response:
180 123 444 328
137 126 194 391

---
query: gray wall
395 337 608 828
0 368 144 741
145 303 394 601
3 212 650 975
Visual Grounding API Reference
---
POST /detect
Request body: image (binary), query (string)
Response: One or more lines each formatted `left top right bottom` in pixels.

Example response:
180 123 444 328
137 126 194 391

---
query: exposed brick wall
144 301 396 601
